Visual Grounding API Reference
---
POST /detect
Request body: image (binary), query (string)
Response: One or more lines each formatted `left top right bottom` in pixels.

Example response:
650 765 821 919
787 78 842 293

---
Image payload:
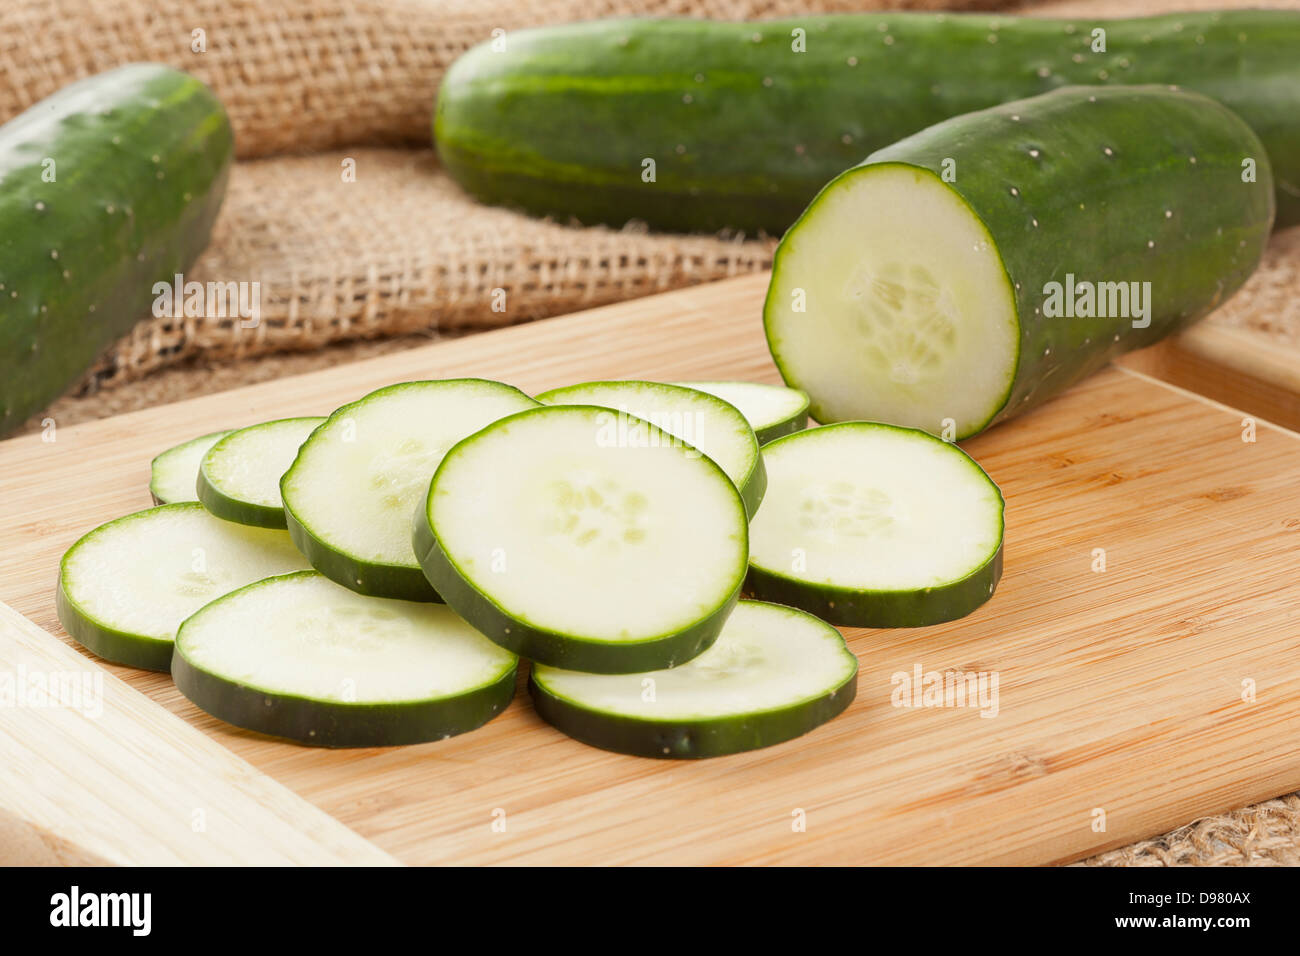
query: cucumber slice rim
763 160 1021 440
745 421 1005 628
414 402 749 673
529 599 858 759
172 570 519 748
280 377 539 603
197 416 325 529
535 379 767 517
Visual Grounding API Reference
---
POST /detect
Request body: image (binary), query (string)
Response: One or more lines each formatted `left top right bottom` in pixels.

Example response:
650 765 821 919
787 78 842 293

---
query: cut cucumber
172 571 518 748
413 404 748 673
281 379 538 602
531 600 857 758
766 85 1273 439
536 380 766 517
671 381 810 445
56 503 309 670
149 430 232 504
746 423 1003 628
197 417 325 528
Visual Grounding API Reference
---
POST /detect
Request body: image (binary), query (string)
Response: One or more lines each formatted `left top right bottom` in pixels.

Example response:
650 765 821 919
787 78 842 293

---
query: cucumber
531 600 857 758
0 65 233 436
281 379 538 602
765 85 1274 439
198 417 325 528
172 571 518 748
671 381 809 444
149 430 232 504
56 503 309 670
746 423 1003 628
536 380 766 516
413 404 748 673
435 11 1300 232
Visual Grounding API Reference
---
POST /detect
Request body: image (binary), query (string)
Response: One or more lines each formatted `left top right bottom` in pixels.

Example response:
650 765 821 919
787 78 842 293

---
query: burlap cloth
2 0 1298 865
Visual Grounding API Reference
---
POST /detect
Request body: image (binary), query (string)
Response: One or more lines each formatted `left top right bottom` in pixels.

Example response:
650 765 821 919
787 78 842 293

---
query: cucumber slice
172 571 518 748
536 380 766 517
56 503 310 670
281 379 538 602
531 600 857 758
149 430 232 504
197 417 326 528
746 423 1003 627
671 381 810 445
413 404 748 673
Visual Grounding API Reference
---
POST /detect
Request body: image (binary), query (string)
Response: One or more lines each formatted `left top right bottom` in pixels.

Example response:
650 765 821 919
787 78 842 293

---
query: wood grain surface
1 274 1298 865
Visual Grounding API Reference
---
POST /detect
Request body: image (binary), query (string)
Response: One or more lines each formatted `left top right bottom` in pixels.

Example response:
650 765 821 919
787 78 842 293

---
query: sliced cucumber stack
747 423 1003 628
671 381 810 444
414 404 748 673
531 600 857 758
198 417 325 528
536 380 766 516
172 571 518 748
281 379 538 602
149 430 232 504
56 503 309 670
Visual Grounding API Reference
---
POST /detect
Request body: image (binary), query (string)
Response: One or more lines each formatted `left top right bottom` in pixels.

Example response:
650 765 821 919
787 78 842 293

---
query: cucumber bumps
0 65 233 435
765 86 1274 439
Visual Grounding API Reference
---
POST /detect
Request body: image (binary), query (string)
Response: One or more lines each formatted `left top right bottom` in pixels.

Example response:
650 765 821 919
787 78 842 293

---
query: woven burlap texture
0 0 1007 160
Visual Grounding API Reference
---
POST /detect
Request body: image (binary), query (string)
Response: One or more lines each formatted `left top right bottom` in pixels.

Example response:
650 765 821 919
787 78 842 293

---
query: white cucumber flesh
198 416 325 528
56 503 310 670
765 165 1018 438
671 381 810 444
172 571 518 747
149 430 232 504
536 380 766 516
280 379 538 601
414 403 748 673
531 600 857 758
746 422 1004 627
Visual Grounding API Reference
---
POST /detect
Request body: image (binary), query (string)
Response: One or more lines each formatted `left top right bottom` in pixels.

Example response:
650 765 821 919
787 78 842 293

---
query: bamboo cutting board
2 273 1299 866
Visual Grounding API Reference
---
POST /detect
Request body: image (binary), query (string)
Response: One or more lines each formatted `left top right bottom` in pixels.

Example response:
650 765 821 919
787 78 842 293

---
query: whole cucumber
436 11 1300 233
0 64 233 435
763 86 1275 439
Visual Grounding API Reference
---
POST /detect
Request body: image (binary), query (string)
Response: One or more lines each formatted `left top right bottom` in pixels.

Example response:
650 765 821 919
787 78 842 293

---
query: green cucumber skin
435 11 1300 233
56 574 174 671
0 64 233 435
173 650 517 749
774 85 1271 437
753 414 808 446
746 541 1003 629
196 471 289 529
284 504 441 603
529 664 857 759
412 491 741 674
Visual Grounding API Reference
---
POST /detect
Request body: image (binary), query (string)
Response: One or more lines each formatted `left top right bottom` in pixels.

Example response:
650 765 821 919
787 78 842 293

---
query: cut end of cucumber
149 430 232 504
199 417 324 525
765 163 1019 439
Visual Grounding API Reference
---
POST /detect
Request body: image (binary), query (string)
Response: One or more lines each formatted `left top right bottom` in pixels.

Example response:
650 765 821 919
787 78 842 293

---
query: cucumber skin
746 541 1003 629
413 501 742 674
435 11 1300 233
149 430 233 505
770 85 1273 437
0 64 233 435
56 574 174 671
529 661 857 759
753 413 807 446
197 472 289 529
285 505 441 603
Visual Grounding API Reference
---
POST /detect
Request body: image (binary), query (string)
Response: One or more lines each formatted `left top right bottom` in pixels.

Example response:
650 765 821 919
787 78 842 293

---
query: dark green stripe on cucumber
0 64 233 435
765 85 1274 439
435 11 1300 233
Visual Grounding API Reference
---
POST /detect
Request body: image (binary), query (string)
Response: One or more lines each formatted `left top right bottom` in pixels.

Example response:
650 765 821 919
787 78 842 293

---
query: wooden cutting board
2 273 1299 866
